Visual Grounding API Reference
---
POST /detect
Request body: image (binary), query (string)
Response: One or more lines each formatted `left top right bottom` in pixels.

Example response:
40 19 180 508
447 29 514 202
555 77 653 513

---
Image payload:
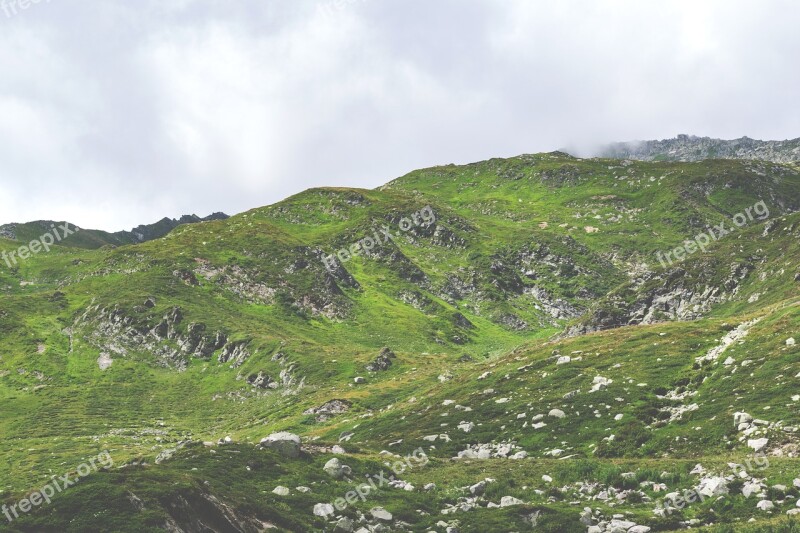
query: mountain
1 152 799 532
594 134 800 165
0 212 229 250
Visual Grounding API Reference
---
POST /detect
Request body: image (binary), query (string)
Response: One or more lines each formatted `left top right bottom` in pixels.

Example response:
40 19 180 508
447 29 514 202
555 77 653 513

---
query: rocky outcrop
596 134 800 164
566 261 755 337
366 347 396 371
74 303 246 370
218 341 251 367
303 399 352 422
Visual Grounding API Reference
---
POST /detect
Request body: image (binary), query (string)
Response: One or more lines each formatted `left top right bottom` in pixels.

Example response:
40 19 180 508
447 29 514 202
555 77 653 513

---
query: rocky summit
594 134 800 165
1 145 800 532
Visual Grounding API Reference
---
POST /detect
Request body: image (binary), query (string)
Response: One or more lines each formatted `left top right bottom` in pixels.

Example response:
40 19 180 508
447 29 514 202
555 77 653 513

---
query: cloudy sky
1 0 798 230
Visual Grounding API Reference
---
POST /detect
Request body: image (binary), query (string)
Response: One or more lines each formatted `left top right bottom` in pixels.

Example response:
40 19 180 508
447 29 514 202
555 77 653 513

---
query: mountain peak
591 134 800 164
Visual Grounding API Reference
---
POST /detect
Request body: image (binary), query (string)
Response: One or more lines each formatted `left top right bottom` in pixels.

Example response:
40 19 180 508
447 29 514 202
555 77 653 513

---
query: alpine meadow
1 2 800 532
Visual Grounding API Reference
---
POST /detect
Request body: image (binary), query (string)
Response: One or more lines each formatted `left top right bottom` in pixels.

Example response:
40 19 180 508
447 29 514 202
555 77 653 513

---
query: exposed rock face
596 134 800 164
246 371 276 389
218 341 251 367
74 303 243 370
524 286 579 320
566 261 755 337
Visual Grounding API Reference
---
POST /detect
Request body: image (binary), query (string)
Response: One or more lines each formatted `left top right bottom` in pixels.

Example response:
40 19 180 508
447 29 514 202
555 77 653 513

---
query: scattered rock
97 352 113 371
303 399 352 422
334 517 355 533
457 421 475 433
735 412 753 427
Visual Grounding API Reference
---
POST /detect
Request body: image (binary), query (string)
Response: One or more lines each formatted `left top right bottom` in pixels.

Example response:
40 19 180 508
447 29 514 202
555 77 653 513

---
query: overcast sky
1 0 799 230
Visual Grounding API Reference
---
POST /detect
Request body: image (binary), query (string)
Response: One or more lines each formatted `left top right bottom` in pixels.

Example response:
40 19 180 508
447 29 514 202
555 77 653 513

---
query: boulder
370 507 393 521
260 432 301 458
743 481 764 498
469 481 487 496
756 500 775 511
697 476 728 498
549 409 566 419
748 438 769 453
313 503 334 517
499 496 524 507
324 458 351 479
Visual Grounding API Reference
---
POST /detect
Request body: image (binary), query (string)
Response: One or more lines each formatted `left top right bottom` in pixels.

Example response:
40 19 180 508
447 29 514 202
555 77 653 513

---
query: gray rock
313 503 334 517
334 517 355 533
499 496 524 507
324 457 351 479
748 438 769 452
370 507 393 521
469 481 486 496
756 500 775 511
260 432 302 458
734 412 753 427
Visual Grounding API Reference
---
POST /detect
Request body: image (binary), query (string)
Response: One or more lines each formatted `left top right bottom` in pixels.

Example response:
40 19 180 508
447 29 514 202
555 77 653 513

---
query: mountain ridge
0 211 229 250
1 149 799 532
591 134 800 164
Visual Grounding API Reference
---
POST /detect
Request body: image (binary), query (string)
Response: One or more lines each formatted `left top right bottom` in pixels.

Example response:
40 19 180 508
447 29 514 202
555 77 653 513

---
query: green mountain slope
1 154 799 532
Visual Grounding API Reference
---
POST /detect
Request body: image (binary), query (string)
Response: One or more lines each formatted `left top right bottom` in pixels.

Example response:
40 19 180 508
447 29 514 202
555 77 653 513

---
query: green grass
1 154 799 531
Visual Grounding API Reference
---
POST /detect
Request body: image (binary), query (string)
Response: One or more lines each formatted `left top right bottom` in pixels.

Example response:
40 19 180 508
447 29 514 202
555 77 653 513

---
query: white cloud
0 0 798 229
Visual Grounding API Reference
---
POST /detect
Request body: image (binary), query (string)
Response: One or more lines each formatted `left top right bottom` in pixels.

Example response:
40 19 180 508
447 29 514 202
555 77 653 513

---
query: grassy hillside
1 154 799 532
